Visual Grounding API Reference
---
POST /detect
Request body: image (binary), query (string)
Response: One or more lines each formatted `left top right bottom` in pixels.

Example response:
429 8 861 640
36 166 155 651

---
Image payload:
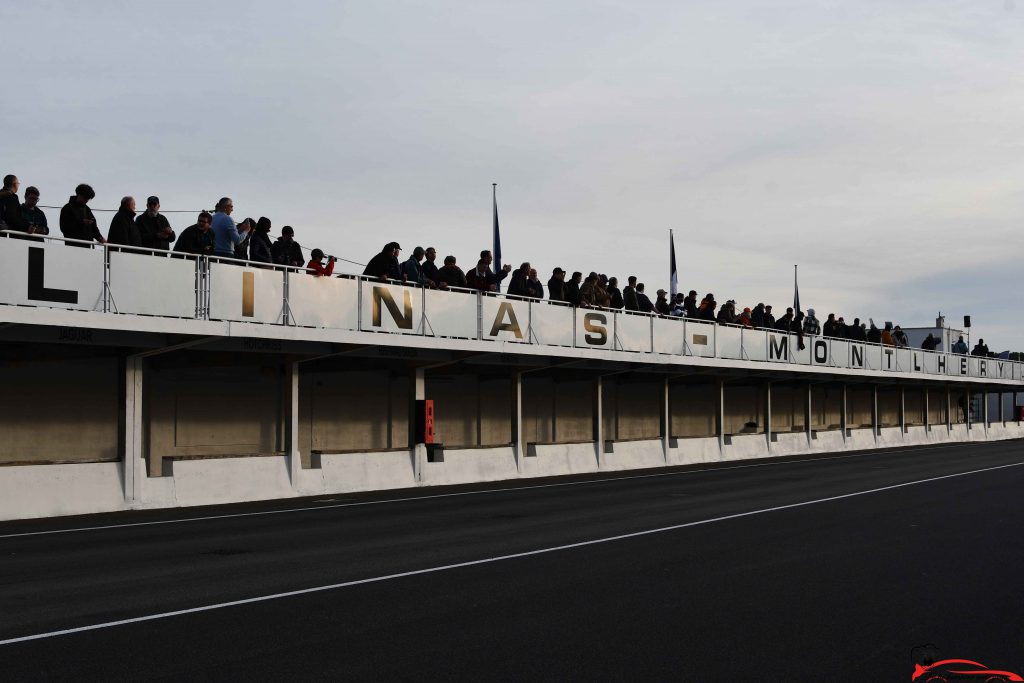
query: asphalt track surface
1 441 1023 681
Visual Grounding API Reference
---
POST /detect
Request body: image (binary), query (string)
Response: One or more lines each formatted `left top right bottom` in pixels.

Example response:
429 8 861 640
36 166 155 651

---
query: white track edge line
1 459 1021 647
0 441 1006 539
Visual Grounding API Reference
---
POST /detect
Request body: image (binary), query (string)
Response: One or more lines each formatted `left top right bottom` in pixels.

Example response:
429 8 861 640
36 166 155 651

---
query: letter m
768 335 788 361
372 286 413 329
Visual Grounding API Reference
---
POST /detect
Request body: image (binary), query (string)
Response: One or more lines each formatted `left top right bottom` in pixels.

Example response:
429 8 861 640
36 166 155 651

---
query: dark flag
793 264 801 316
670 229 678 298
492 183 502 275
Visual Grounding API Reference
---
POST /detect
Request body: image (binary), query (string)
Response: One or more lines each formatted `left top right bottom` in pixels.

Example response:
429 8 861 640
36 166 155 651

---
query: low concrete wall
2 421 1022 521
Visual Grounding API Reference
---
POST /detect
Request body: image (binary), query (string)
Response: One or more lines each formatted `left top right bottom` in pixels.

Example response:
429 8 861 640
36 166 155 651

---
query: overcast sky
7 1 1024 348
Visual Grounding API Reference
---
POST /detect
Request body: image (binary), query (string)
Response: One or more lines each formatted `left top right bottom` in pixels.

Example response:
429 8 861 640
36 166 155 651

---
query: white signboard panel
895 348 911 372
830 340 851 368
108 251 197 318
424 288 477 339
575 309 613 349
614 312 651 353
766 332 792 363
743 328 768 361
686 321 716 358
808 337 831 366
948 354 969 377
359 281 422 335
652 317 686 355
287 274 359 330
480 295 530 343
716 325 743 360
209 263 285 324
529 301 574 347
0 238 104 312
921 351 940 375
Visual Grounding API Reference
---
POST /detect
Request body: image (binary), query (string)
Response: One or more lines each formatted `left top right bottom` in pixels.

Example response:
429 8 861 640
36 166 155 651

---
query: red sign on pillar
416 399 435 444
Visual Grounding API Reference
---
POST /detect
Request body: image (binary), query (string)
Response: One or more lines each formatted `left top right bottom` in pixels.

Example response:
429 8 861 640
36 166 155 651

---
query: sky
7 1 1024 348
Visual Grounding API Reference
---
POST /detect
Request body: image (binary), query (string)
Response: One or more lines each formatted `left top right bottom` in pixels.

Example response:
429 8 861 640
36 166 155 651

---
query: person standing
271 225 305 267
135 196 175 250
547 267 567 302
211 197 248 258
525 268 544 299
249 217 273 264
607 277 624 309
437 255 468 289
622 276 639 311
60 184 104 244
421 247 441 286
20 186 49 236
565 271 583 307
636 283 654 313
0 174 27 233
107 197 142 247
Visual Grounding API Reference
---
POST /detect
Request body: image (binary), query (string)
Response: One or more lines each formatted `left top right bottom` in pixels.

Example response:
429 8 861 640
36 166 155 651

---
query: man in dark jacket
565 271 583 307
271 225 304 267
421 247 441 286
506 262 530 296
525 268 544 299
480 249 511 291
971 339 990 356
107 197 142 247
547 268 567 302
174 212 215 255
437 255 468 288
135 196 175 250
849 318 866 341
622 276 639 311
467 258 497 292
775 307 794 331
363 242 403 280
402 247 427 285
248 217 273 264
0 174 28 233
60 184 104 244
684 290 699 319
763 305 776 328
655 289 670 315
823 313 839 338
636 283 654 313
751 303 765 328
921 333 938 351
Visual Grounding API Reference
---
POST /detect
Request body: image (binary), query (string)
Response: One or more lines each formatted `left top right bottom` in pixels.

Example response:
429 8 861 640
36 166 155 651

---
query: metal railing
0 231 1018 382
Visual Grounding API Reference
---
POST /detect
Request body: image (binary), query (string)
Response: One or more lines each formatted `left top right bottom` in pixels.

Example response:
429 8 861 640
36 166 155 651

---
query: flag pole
492 183 501 275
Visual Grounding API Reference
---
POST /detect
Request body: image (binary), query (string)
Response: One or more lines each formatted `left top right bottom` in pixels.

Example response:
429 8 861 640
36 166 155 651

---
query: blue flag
492 183 501 274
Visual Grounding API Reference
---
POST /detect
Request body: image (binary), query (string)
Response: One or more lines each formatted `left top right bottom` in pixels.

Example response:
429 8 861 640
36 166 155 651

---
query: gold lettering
489 302 524 339
372 286 413 329
583 313 607 346
242 272 255 317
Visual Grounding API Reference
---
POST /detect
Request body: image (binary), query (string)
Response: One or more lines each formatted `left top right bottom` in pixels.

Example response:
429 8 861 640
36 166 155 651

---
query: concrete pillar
661 376 670 462
594 376 604 467
946 385 952 432
413 367 426 481
873 384 879 445
965 388 971 433
766 381 772 453
123 357 144 505
924 388 930 433
287 362 301 490
513 371 523 473
998 390 1004 424
899 385 906 433
841 383 848 445
983 388 988 438
717 379 725 455
806 383 812 448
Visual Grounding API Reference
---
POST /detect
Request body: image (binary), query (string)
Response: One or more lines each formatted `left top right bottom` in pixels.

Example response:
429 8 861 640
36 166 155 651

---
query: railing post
841 383 848 445
873 384 879 445
287 362 301 490
661 376 670 462
513 371 524 473
900 385 906 434
717 379 725 455
123 356 144 505
594 376 604 468
766 381 772 453
806 383 812 448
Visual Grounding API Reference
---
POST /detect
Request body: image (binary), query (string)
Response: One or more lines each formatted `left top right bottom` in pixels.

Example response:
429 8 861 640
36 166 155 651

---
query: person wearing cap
803 308 820 336
622 276 639 311
547 267 567 303
737 307 753 328
363 242 403 281
248 216 273 264
135 196 176 250
437 255 468 289
654 288 670 315
211 197 248 258
306 248 336 277
669 293 686 317
272 225 305 267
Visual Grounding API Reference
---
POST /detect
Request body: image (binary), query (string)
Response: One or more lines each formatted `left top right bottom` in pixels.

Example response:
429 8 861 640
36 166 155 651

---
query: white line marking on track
0 442 981 539
1 458 1021 646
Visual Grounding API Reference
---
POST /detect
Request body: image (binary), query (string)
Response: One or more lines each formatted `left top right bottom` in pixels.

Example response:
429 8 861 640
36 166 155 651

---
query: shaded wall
670 382 717 438
0 348 120 464
811 385 843 430
522 376 593 444
724 383 765 435
428 372 511 448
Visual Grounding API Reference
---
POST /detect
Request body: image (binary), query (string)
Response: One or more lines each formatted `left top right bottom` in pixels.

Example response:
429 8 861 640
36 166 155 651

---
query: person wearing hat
737 306 753 328
547 267 567 302
654 288 670 315
136 195 176 250
272 225 305 267
363 242 403 281
306 249 336 277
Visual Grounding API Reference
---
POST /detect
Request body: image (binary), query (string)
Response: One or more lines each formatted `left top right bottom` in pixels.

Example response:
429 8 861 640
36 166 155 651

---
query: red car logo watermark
912 658 1023 682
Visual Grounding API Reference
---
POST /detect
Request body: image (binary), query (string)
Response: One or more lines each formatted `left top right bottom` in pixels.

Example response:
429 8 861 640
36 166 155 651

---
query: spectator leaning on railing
363 242 403 281
174 212 215 255
437 255 468 289
306 249 336 276
272 226 304 267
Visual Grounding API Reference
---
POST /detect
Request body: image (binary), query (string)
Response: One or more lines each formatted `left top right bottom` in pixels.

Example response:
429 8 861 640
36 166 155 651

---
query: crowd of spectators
0 174 1004 356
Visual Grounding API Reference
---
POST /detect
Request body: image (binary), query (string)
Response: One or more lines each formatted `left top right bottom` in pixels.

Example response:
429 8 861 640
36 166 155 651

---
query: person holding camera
306 248 336 276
